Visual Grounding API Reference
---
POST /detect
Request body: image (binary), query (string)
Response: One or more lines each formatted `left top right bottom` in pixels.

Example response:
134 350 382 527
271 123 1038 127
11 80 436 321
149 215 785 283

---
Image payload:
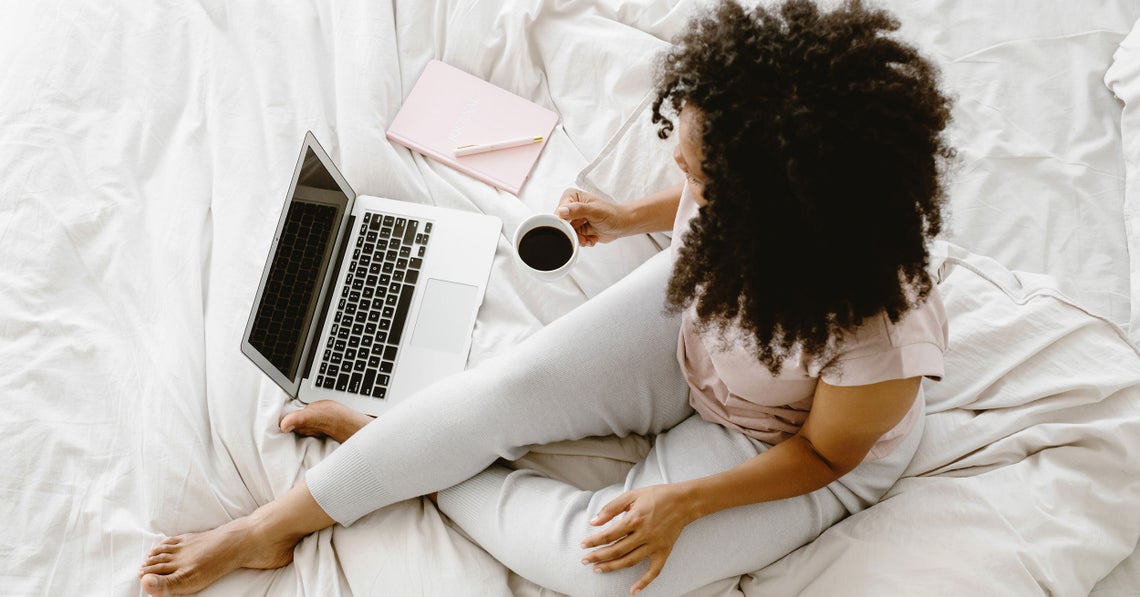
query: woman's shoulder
817 287 949 386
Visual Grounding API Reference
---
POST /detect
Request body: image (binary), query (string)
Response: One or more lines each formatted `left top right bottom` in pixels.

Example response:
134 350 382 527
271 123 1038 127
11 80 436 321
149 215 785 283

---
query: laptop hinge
301 213 356 383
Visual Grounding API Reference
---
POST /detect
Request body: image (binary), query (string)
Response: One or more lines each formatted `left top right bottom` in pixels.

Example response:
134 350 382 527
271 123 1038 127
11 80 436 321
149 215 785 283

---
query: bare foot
137 516 298 595
279 400 374 443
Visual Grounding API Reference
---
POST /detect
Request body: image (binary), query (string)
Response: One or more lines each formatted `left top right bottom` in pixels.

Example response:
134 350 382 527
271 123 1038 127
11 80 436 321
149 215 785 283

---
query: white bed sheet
3 0 1140 595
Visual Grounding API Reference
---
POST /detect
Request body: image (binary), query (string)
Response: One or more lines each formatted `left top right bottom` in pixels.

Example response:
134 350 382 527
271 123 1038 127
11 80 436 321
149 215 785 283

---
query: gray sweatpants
306 251 923 596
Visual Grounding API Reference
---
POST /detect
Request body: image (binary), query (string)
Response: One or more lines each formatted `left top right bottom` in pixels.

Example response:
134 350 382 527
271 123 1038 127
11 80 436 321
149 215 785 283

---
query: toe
279 411 299 433
139 562 176 577
141 572 167 596
151 538 181 555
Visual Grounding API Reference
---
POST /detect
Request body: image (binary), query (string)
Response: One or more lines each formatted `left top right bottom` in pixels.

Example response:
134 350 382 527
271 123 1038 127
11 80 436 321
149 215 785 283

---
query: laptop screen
247 148 349 384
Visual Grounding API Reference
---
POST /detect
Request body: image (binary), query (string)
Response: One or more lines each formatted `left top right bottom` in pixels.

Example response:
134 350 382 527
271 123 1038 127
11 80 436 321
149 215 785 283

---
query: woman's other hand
580 484 696 595
556 188 628 247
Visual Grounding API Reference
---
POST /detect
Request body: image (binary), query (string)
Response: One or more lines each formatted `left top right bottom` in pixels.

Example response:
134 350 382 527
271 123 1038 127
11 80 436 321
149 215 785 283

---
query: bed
4 0 1140 595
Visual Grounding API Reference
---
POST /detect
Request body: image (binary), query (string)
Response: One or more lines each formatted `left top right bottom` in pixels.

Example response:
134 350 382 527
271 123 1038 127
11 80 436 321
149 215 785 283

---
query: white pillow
1105 18 1140 345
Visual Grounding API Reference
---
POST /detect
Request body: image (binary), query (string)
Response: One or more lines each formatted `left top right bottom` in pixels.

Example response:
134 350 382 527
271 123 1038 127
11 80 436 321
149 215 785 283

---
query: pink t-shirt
670 183 947 461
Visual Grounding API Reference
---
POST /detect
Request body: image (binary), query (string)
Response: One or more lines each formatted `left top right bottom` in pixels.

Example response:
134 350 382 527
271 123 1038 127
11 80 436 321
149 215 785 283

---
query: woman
138 0 952 594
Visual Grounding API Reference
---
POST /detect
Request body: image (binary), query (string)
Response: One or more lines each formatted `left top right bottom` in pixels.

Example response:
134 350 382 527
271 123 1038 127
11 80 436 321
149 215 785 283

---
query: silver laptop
241 131 501 416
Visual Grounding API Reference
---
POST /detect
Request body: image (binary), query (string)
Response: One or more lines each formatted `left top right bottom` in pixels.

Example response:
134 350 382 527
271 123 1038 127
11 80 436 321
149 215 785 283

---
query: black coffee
518 226 573 271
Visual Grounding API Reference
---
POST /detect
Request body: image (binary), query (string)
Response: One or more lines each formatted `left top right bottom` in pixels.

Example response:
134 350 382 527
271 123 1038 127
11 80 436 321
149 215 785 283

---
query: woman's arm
618 182 686 236
679 376 921 518
556 183 684 246
581 376 922 594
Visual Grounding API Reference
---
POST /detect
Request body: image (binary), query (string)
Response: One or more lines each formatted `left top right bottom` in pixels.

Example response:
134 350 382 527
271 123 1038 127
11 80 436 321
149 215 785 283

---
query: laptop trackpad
410 278 480 354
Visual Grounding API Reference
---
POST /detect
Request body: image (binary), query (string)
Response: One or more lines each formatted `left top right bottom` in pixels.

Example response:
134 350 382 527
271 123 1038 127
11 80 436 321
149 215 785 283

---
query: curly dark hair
654 0 953 375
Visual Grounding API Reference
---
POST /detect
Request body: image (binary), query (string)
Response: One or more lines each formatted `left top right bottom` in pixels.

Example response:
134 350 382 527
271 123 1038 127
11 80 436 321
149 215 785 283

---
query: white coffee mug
513 213 579 281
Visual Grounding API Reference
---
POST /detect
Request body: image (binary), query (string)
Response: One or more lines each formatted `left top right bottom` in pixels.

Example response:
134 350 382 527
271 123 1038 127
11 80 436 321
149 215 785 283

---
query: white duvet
3 1 1140 595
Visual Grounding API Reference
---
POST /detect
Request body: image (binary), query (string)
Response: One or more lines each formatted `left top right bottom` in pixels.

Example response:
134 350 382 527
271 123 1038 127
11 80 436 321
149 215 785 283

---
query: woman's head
655 0 953 373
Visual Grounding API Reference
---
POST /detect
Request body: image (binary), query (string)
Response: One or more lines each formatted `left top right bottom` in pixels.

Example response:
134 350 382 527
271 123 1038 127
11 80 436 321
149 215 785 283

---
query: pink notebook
386 61 560 195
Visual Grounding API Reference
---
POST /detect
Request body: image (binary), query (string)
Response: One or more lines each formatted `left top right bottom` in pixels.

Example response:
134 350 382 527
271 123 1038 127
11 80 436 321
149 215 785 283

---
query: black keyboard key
390 285 415 343
368 355 382 368
393 270 404 283
370 386 387 399
362 368 377 391
369 216 382 230
396 258 408 270
321 376 336 389
405 269 419 284
384 345 398 361
383 215 395 227
354 359 367 372
349 372 362 394
380 360 393 373
394 217 406 238
336 374 350 391
424 222 432 233
403 219 418 245
418 246 426 258
410 257 423 270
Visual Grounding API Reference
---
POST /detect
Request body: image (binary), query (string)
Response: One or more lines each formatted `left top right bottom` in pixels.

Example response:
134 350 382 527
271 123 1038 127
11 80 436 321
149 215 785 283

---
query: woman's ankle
248 481 338 544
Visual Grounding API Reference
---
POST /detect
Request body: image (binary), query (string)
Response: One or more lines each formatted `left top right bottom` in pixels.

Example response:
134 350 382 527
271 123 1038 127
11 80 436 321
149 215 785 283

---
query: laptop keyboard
315 212 433 399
